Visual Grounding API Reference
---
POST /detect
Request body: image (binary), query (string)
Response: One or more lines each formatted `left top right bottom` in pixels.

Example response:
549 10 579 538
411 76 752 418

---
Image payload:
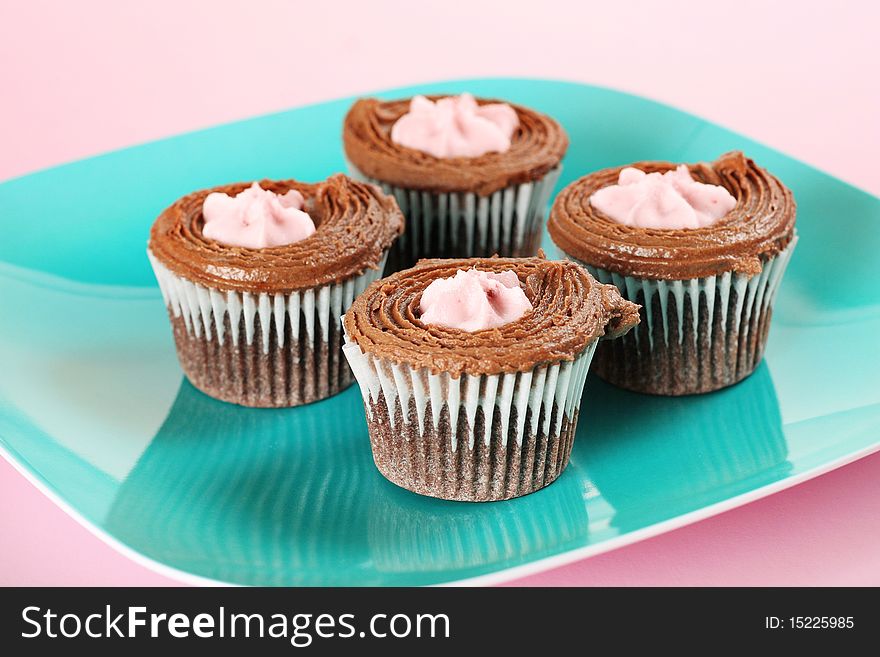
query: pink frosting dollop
418 268 533 332
590 165 737 229
202 182 316 248
390 93 519 159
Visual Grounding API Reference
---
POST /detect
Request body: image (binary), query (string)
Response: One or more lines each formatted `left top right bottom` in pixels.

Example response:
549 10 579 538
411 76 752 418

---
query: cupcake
548 151 797 396
342 255 639 501
343 93 568 271
148 174 403 407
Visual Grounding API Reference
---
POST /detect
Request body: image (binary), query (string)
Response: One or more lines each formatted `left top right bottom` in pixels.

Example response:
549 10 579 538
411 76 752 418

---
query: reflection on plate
578 363 790 532
105 380 594 585
368 468 588 574
106 381 378 585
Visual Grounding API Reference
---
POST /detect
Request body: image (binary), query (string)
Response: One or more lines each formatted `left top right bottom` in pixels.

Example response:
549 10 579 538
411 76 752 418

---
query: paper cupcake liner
342 337 597 501
571 236 797 395
347 162 561 271
148 250 387 407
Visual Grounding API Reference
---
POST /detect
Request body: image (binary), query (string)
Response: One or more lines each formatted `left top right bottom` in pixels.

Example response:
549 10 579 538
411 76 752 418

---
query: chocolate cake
148 174 404 407
343 95 568 270
342 255 639 501
548 151 797 395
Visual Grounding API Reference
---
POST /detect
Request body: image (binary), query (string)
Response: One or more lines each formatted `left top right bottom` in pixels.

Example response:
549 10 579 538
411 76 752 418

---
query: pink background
1 0 878 586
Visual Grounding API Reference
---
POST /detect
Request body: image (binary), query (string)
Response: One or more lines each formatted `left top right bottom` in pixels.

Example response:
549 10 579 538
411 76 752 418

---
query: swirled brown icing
547 152 796 280
343 95 568 196
343 255 640 376
148 174 404 293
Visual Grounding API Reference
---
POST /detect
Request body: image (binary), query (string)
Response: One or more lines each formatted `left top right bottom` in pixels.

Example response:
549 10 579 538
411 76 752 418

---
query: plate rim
4 438 880 586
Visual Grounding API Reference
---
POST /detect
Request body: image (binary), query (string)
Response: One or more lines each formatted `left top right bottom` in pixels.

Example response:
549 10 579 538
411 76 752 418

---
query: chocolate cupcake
548 151 797 396
342 255 639 501
148 174 403 407
343 94 568 271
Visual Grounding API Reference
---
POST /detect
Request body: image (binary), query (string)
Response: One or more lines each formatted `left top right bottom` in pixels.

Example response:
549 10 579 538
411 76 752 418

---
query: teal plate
1 78 879 586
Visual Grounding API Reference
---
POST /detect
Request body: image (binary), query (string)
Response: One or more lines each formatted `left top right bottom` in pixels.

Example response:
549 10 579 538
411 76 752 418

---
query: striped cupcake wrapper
148 250 388 407
347 162 561 271
571 236 797 395
342 336 597 501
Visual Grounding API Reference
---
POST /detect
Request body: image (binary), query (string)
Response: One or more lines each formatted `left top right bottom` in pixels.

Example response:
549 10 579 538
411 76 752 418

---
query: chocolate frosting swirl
344 255 640 376
343 95 569 196
149 174 404 293
548 152 796 280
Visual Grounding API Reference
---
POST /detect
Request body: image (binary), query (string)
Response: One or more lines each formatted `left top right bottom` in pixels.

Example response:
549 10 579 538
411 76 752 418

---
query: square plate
1 78 878 586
